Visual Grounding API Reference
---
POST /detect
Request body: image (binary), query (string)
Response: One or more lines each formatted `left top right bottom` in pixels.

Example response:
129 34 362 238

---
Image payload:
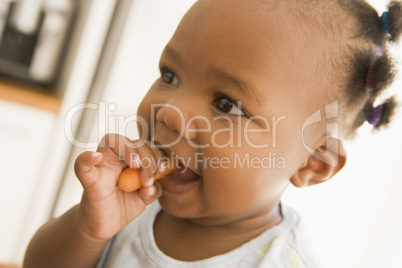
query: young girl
23 0 402 267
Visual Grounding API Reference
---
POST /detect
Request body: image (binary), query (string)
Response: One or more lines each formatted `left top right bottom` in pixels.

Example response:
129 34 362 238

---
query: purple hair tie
367 105 383 126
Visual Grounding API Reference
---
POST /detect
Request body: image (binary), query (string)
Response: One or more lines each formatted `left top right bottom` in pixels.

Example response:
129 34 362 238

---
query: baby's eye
213 95 245 116
161 69 179 86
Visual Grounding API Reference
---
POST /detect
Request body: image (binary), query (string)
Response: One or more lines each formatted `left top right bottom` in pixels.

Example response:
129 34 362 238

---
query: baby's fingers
74 151 103 189
136 141 167 188
138 181 163 205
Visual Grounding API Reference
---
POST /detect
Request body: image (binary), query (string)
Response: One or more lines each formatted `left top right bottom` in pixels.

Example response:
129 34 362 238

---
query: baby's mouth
152 140 202 193
154 142 201 177
159 158 202 195
168 164 201 183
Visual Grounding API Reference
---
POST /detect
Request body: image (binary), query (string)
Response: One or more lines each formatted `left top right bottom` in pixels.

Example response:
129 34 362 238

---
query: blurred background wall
0 0 400 267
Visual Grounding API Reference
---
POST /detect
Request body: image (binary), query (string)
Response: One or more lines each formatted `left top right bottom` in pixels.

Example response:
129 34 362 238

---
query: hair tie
367 105 383 126
365 67 374 91
380 12 391 34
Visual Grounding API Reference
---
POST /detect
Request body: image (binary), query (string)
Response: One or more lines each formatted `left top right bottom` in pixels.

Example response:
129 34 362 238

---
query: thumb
74 151 103 189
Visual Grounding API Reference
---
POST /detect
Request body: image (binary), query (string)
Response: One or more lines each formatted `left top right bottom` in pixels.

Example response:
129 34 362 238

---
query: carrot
117 154 175 192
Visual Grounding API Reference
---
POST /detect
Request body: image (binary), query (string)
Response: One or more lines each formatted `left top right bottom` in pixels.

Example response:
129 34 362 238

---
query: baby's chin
157 187 203 217
157 196 224 226
157 197 241 227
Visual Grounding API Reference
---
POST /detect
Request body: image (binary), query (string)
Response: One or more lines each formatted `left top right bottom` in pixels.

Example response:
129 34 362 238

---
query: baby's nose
155 101 198 141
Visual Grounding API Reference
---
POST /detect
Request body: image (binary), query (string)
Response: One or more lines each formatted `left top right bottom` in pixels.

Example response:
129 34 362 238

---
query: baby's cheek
136 99 152 136
201 157 275 205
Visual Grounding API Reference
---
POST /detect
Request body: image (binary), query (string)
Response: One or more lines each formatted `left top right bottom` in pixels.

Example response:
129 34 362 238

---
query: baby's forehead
178 0 351 94
186 0 353 49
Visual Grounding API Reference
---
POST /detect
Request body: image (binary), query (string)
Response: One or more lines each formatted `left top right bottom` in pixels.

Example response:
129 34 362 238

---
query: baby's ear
290 138 346 188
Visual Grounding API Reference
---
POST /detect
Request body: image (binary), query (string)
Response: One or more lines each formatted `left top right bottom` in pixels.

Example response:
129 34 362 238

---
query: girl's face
137 0 329 225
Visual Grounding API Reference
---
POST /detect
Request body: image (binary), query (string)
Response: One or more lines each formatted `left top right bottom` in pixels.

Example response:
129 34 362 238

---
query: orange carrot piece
117 154 175 192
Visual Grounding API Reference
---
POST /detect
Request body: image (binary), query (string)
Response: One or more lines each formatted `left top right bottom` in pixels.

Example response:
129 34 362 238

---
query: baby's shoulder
263 204 321 267
97 203 322 268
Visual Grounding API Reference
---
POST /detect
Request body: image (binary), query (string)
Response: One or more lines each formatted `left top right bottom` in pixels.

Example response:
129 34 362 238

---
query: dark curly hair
341 0 402 134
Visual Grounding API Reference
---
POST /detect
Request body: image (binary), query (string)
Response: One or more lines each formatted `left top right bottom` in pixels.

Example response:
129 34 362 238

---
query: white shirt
96 202 322 268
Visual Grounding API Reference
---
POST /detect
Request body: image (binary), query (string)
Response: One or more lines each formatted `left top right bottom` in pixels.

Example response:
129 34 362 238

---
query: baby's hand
73 134 164 241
